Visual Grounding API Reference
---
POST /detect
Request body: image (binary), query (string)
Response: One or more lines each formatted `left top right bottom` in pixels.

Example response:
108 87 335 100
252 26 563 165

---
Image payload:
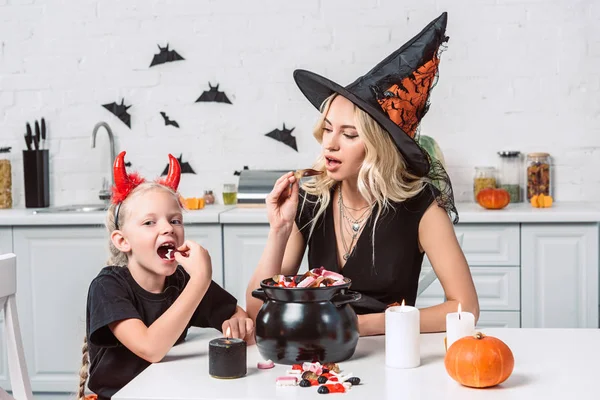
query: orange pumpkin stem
474 332 485 340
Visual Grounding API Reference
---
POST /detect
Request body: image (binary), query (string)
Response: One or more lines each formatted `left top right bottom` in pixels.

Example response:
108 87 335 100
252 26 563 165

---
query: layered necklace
338 184 373 261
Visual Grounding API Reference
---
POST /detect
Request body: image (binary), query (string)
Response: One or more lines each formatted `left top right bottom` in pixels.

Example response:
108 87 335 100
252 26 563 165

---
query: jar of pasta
0 147 12 209
526 152 551 200
473 166 497 201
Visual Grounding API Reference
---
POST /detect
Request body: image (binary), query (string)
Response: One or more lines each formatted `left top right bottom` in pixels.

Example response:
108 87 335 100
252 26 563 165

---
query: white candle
445 303 475 350
385 300 420 369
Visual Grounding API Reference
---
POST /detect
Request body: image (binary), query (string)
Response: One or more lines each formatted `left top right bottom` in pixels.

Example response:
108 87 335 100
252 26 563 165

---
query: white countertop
0 205 233 226
113 327 600 400
2 202 600 226
220 202 600 224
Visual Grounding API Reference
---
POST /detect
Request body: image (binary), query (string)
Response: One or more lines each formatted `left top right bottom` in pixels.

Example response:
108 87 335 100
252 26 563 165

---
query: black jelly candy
318 385 330 394
317 376 328 384
347 377 361 386
299 379 311 387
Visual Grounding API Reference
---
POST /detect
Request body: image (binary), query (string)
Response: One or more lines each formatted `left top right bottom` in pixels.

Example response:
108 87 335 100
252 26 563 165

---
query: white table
113 328 600 400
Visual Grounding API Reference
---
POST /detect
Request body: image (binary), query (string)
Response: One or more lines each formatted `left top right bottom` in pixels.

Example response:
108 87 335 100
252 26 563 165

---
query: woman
246 12 478 336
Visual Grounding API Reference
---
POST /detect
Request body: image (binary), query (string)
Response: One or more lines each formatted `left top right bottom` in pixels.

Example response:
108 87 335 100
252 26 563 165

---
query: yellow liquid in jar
222 192 237 205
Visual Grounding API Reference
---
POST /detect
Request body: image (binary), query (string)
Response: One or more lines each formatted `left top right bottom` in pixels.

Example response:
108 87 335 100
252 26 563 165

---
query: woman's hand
174 240 212 288
266 171 299 233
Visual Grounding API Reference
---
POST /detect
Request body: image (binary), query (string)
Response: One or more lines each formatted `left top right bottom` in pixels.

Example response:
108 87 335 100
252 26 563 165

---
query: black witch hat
293 12 458 223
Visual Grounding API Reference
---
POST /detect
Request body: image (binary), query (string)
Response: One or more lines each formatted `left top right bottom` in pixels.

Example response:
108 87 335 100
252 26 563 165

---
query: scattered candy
275 361 358 393
275 376 298 387
257 359 274 369
325 383 347 393
302 371 318 381
323 362 341 374
347 377 361 386
299 379 311 388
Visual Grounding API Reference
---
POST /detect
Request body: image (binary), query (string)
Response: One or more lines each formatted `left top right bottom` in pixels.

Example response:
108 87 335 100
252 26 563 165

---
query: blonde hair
77 181 183 399
300 94 426 265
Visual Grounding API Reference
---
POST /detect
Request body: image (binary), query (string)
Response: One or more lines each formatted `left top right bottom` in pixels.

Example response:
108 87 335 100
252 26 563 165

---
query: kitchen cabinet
0 228 10 391
0 223 223 394
222 223 523 328
222 225 308 309
521 224 599 329
0 226 12 254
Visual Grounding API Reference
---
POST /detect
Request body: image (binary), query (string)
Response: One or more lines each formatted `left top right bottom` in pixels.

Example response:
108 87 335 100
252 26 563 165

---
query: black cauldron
251 276 361 365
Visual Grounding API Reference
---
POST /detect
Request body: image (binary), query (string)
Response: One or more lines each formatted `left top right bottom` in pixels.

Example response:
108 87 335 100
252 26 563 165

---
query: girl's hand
266 171 299 232
174 240 212 286
222 317 254 341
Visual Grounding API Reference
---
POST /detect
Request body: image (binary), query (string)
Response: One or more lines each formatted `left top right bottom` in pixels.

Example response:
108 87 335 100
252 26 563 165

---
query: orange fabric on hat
376 56 440 139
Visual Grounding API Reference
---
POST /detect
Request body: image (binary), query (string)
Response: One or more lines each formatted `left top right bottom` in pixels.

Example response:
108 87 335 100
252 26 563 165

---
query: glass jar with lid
473 166 497 201
497 151 522 203
0 146 12 209
526 152 551 200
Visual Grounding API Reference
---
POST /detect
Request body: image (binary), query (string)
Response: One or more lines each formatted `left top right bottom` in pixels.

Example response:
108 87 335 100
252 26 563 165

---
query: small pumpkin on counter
476 188 510 210
530 193 553 208
444 332 514 388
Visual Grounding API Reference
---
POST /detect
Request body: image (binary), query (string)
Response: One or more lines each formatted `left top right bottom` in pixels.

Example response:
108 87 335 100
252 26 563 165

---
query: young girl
78 151 253 400
246 12 479 336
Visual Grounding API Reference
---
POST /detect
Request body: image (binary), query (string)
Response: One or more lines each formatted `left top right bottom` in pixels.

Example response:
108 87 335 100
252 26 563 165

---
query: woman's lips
326 157 341 172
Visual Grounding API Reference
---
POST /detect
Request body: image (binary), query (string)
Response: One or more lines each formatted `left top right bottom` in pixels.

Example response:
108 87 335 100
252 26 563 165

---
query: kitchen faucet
91 121 116 202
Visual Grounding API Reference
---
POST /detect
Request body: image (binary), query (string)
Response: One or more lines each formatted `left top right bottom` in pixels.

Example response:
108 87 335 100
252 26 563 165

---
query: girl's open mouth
157 243 176 260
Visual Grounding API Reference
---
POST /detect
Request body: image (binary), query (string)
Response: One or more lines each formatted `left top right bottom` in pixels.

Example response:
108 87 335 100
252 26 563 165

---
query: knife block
23 150 49 208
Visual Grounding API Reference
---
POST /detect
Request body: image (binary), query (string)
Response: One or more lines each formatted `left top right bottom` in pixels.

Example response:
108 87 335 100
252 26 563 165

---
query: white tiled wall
0 0 598 206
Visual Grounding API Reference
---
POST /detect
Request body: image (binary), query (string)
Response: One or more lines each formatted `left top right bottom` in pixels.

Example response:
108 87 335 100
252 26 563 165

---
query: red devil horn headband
111 151 181 204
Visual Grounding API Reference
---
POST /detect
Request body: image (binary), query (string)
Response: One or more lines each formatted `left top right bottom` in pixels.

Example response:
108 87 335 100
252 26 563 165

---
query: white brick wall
0 0 598 206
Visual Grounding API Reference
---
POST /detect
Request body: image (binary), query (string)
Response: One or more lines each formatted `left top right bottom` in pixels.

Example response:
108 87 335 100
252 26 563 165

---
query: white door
521 223 599 328
12 226 107 392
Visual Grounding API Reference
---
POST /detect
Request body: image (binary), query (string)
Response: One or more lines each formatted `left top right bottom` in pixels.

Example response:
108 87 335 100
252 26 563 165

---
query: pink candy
257 359 274 369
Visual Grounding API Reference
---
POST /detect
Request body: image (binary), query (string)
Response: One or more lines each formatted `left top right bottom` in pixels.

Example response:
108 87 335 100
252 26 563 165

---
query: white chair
417 233 464 297
0 253 33 400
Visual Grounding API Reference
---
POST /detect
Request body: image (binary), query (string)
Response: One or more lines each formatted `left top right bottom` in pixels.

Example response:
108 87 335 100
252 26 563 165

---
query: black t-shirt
86 265 238 399
295 183 438 314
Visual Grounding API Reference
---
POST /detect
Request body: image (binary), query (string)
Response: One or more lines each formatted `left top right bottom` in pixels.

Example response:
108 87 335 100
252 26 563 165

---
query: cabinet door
477 311 521 328
416 266 520 311
423 224 520 267
223 225 308 309
0 227 12 254
184 224 223 287
12 226 107 392
521 224 599 328
0 229 11 388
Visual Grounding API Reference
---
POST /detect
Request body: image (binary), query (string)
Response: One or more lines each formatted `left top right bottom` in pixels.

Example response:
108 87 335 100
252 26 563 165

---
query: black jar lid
498 151 521 158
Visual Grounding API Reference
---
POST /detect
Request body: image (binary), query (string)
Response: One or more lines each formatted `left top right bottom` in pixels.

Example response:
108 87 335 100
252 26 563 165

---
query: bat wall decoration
0 147 11 153
150 44 185 67
125 161 132 167
195 83 232 104
265 123 298 152
161 154 196 175
102 99 132 128
160 112 180 128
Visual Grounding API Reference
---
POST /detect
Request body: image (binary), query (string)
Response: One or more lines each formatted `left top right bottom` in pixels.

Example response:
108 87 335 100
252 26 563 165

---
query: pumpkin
444 332 514 388
476 188 510 210
530 193 553 208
